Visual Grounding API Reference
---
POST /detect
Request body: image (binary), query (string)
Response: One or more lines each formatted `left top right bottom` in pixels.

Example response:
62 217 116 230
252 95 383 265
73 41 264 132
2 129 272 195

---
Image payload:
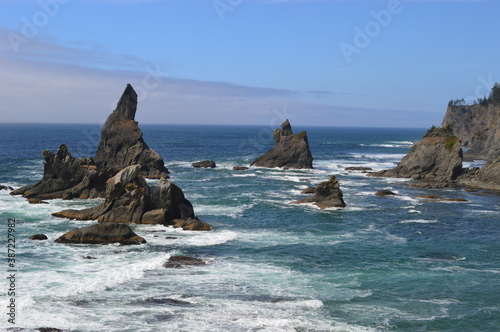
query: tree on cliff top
490 82 500 105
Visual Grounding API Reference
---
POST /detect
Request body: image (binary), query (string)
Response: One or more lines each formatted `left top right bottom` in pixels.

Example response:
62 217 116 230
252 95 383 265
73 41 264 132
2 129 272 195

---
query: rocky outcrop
0 185 13 191
52 165 209 229
251 120 313 169
54 222 146 245
459 157 500 190
373 127 463 183
11 144 113 199
295 175 346 208
94 84 169 178
192 160 216 168
441 104 500 161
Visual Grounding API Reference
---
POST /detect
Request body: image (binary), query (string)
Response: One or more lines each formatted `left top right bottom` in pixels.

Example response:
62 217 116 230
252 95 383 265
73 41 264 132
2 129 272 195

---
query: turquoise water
0 124 499 331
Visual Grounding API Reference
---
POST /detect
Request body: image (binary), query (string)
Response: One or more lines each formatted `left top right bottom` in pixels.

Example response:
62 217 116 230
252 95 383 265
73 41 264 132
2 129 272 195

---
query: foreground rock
295 175 346 208
0 185 13 191
55 223 146 245
94 84 169 178
192 160 216 168
373 127 463 184
251 120 313 169
52 165 210 229
11 144 113 199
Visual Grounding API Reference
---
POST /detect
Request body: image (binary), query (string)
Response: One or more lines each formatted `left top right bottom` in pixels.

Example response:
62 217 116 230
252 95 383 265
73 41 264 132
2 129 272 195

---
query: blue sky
1 0 499 127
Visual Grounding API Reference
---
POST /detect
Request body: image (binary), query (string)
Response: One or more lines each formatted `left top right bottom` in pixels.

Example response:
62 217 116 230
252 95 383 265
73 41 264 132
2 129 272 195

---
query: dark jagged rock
54 222 146 245
251 120 313 169
0 185 14 191
373 127 463 183
52 165 209 229
375 190 397 196
11 85 169 200
29 234 48 240
94 84 169 178
192 160 216 168
294 175 346 209
11 144 112 200
233 166 249 171
163 256 206 268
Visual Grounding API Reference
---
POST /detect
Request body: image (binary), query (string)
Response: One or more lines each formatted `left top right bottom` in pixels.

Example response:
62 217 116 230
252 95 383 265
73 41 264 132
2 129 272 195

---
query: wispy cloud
0 27 436 127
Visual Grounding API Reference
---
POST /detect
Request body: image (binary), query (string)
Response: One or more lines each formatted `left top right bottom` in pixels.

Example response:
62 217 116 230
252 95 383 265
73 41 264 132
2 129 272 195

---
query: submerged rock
375 190 397 196
345 167 373 171
233 166 249 171
251 120 313 169
94 84 169 178
295 175 346 208
171 218 212 231
192 160 216 168
163 256 206 268
54 222 146 245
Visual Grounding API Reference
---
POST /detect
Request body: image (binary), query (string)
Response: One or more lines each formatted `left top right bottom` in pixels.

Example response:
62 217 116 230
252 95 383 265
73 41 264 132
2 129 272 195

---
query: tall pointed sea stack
94 84 169 178
251 120 313 169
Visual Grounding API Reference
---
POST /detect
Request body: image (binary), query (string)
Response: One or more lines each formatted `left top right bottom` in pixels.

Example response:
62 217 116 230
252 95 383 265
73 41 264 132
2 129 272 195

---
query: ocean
0 124 499 332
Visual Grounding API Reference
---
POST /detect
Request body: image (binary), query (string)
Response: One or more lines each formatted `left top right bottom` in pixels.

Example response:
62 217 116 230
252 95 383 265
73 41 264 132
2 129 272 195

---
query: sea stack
10 144 113 199
94 84 169 178
52 165 211 230
251 120 313 169
373 127 463 184
295 175 346 209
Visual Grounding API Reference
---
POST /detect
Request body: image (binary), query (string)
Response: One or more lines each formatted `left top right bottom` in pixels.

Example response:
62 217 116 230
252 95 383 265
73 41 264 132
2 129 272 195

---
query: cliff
441 104 500 161
373 127 463 184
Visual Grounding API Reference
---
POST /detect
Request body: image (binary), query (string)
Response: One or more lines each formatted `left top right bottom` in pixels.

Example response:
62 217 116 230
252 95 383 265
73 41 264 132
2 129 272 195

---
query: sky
0 0 499 128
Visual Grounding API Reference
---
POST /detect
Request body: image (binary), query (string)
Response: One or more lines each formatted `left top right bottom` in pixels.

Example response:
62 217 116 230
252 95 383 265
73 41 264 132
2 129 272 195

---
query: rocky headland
373 127 463 185
251 120 313 169
373 83 500 191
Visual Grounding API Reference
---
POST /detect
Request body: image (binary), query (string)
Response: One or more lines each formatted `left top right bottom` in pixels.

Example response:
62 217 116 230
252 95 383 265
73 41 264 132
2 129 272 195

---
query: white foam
399 219 438 224
195 203 254 218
